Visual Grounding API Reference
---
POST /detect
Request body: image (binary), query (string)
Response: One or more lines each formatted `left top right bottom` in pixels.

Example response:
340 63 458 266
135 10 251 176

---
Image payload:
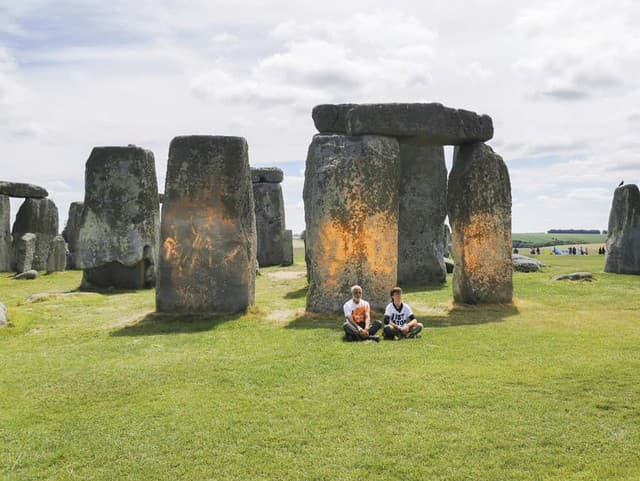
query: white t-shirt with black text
384 302 415 327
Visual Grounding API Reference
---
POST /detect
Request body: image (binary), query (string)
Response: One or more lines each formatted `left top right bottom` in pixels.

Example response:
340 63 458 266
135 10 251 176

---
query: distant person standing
383 287 423 340
536 247 541 255
342 285 381 342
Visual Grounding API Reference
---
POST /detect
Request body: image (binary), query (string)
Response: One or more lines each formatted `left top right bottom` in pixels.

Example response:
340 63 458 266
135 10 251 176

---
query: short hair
390 286 402 297
351 285 363 294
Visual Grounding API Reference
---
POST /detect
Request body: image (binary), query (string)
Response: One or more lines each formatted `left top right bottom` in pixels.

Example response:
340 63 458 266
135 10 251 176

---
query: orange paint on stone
161 201 242 282
315 211 396 291
461 213 509 279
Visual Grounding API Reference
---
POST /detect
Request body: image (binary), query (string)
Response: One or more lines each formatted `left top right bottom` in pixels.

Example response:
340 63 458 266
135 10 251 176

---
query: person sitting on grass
383 287 423 340
342 285 381 342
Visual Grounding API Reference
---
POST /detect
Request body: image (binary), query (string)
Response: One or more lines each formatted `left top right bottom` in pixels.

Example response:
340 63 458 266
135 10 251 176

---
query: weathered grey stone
346 103 494 145
444 257 454 273
0 180 48 198
312 104 358 133
448 142 512 304
14 233 36 273
0 195 11 271
443 224 452 258
0 302 7 327
46 235 67 273
78 146 159 289
604 184 640 274
397 141 447 284
62 201 83 269
14 269 38 280
304 134 400 312
157 136 256 313
512 254 544 272
253 182 285 267
251 167 284 184
12 198 58 271
282 229 294 266
552 272 593 281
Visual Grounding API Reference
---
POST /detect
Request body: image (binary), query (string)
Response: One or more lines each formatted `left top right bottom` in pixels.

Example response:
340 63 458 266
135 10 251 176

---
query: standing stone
11 198 58 271
157 136 256 313
252 167 285 267
251 167 284 184
604 184 640 274
0 302 7 327
304 134 400 312
0 181 48 198
345 103 494 144
46 235 67 273
448 142 512 304
282 229 294 266
397 141 447 284
0 195 11 271
78 146 159 289
14 233 36 273
62 201 84 269
443 223 452 258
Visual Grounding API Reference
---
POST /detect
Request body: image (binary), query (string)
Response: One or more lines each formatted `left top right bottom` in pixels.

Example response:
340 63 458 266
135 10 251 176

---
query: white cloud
512 1 640 101
0 45 43 139
191 10 437 109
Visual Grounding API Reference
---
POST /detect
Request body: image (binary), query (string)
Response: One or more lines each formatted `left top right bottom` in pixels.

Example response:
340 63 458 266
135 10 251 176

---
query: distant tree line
547 229 603 234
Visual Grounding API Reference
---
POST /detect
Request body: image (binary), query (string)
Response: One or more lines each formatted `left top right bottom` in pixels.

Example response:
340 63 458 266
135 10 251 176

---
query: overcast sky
1 0 639 234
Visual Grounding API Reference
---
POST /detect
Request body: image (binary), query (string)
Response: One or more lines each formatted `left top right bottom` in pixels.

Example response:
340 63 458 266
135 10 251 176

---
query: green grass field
1 246 639 480
512 233 607 249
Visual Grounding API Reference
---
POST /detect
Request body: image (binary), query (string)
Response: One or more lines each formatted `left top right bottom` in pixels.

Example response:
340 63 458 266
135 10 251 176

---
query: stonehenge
62 201 84 269
252 167 291 267
307 102 511 311
3 101 513 314
0 180 58 273
11 197 59 271
0 195 10 271
448 143 512 303
282 229 294 266
77 146 160 289
156 136 257 313
46 235 67 273
604 184 640 274
14 233 36 273
0 302 7 327
0 181 48 198
397 141 447 284
304 134 401 311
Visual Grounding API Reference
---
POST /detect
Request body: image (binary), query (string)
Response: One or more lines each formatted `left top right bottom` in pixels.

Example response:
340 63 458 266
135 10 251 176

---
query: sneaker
408 325 423 338
370 335 381 343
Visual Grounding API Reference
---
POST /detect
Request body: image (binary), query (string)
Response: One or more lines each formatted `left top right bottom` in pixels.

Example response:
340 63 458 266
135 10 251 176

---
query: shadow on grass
110 311 240 336
284 312 340 331
63 286 152 296
400 282 449 294
426 303 519 328
285 285 308 299
285 303 519 330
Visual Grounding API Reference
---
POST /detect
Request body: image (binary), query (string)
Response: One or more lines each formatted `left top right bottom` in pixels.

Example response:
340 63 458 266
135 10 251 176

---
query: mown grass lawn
1 248 639 480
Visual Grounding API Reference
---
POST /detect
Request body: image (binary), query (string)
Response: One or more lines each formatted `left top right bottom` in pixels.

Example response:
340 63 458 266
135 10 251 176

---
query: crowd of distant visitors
512 246 607 256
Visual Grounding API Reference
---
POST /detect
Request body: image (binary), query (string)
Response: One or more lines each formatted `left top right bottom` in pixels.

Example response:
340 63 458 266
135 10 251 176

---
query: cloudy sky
1 0 639 234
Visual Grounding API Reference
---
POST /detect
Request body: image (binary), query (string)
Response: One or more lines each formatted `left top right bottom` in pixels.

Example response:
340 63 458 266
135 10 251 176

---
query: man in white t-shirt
342 285 381 342
383 287 423 340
